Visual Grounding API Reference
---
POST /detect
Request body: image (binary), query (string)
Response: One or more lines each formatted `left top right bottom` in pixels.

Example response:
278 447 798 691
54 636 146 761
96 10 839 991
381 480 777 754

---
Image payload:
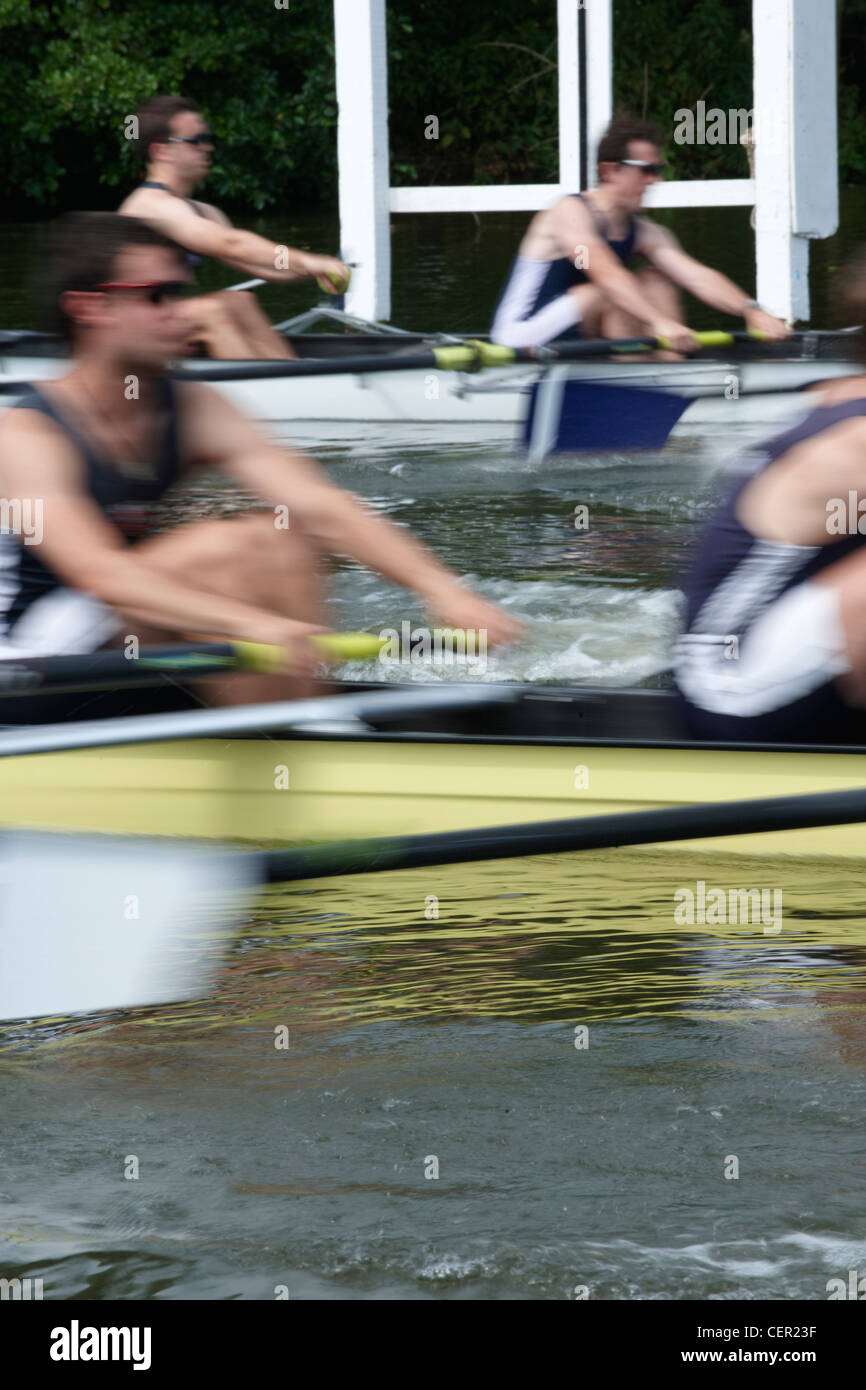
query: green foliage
0 0 861 213
612 0 753 179
0 0 338 211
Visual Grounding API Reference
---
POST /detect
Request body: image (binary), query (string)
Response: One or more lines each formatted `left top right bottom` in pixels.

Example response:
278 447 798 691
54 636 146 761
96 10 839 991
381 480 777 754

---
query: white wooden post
585 0 613 179
333 0 391 321
557 0 582 190
753 0 837 322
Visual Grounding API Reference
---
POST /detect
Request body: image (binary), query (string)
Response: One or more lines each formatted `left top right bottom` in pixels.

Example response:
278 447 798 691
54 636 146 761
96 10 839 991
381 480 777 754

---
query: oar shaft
264 784 866 882
179 347 479 382
182 333 755 381
0 329 853 398
0 633 388 697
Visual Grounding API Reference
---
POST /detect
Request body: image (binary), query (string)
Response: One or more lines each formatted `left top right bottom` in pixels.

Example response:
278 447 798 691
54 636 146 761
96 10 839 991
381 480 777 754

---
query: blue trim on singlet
682 397 866 632
490 194 637 338
140 181 204 268
0 380 182 629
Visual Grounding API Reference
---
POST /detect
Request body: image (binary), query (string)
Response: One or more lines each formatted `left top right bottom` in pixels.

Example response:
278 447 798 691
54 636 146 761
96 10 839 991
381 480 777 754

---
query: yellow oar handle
432 342 518 371
431 345 485 371
655 328 771 351
231 633 385 671
311 632 386 661
233 630 482 670
316 267 353 296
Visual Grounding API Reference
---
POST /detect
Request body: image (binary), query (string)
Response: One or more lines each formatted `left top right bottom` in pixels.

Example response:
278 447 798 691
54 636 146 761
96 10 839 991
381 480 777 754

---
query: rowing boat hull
0 352 859 434
3 720 865 860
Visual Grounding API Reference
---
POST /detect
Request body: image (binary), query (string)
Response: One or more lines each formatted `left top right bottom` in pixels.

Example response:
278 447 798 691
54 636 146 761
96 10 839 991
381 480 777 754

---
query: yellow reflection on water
3 849 866 1055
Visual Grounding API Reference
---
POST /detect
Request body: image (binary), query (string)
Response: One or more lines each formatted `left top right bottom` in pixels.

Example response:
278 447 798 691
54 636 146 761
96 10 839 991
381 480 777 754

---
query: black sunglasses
94 281 191 305
167 133 214 147
620 159 666 175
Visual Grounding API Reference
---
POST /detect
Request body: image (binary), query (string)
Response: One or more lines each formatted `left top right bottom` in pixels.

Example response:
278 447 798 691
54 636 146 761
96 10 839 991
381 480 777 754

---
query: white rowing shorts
490 257 583 348
675 580 851 718
0 588 122 658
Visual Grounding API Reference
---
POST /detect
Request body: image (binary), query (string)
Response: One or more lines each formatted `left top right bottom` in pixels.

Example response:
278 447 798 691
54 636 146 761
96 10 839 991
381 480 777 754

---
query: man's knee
218 289 264 324
636 265 676 293
181 294 229 335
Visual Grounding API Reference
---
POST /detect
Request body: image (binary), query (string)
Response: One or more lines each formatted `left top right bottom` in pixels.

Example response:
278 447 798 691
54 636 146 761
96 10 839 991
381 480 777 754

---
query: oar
0 327 856 396
262 782 866 882
226 266 355 296
0 634 392 698
4 782 866 1024
171 328 768 383
0 830 259 1024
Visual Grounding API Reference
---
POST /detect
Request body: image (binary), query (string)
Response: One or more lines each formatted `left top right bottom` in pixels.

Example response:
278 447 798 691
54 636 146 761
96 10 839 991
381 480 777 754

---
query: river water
1 197 865 1301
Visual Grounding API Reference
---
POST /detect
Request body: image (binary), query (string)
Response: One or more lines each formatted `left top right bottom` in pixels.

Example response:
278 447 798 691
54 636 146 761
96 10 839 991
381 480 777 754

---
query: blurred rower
675 252 866 743
0 213 522 700
119 95 349 359
490 115 789 355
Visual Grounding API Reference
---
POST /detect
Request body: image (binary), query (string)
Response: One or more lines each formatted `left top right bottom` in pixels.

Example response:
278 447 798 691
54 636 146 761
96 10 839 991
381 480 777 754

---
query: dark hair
133 95 201 166
596 116 662 173
43 212 186 343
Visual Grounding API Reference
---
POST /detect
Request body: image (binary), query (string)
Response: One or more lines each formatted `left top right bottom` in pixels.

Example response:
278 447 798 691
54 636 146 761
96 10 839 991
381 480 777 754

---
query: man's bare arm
121 191 347 288
547 198 696 349
638 221 789 338
0 411 321 649
180 385 525 644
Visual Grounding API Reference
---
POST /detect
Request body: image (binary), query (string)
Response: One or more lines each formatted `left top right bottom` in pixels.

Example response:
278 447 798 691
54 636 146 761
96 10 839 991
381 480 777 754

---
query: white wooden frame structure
332 0 837 325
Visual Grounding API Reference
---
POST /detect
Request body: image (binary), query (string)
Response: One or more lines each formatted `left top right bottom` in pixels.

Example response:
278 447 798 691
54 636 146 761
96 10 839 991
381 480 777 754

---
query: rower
0 212 522 702
674 251 866 744
490 115 789 354
118 95 350 359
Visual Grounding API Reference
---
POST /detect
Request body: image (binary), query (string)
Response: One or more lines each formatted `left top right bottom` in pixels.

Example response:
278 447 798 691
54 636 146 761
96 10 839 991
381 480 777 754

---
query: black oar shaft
264 785 866 882
181 350 450 381
0 643 242 697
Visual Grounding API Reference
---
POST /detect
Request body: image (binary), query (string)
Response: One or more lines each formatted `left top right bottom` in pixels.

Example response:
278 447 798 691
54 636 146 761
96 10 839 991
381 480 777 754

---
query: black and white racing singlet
682 398 866 634
0 380 182 633
490 194 637 343
675 396 866 739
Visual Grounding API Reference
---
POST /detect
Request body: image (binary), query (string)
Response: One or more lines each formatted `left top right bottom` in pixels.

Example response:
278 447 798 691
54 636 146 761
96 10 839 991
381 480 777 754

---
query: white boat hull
0 353 859 439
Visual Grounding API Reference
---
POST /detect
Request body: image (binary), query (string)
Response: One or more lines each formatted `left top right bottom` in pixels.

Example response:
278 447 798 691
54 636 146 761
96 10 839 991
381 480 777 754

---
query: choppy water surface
2 200 866 1300
2 851 865 1300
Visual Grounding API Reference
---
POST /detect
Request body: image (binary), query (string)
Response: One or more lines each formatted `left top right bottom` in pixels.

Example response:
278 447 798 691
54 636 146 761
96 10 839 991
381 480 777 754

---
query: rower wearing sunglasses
118 95 349 359
0 214 521 687
490 116 789 353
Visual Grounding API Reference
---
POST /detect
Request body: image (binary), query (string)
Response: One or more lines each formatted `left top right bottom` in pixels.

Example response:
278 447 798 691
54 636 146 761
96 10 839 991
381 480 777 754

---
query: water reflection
4 850 865 1057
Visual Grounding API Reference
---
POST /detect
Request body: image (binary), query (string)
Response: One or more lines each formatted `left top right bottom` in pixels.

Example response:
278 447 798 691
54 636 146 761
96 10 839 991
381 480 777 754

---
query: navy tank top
491 193 637 330
140 181 205 268
683 397 866 637
0 380 182 628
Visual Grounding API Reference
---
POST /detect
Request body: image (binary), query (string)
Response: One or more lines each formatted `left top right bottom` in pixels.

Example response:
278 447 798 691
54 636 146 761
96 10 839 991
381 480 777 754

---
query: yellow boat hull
3 735 866 859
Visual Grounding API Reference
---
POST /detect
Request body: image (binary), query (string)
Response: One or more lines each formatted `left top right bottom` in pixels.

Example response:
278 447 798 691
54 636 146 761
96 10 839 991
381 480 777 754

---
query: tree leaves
0 0 860 212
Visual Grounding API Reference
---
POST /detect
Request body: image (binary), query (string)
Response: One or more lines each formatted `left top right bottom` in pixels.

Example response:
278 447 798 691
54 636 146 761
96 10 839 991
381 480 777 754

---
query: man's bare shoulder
189 200 231 226
118 186 198 224
118 186 166 217
0 398 83 483
540 192 596 238
633 215 678 251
